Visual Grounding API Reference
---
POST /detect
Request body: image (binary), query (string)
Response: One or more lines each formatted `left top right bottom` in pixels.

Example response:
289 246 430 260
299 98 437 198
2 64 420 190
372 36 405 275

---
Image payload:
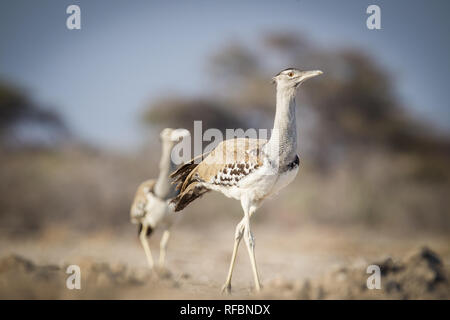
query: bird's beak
298 70 323 84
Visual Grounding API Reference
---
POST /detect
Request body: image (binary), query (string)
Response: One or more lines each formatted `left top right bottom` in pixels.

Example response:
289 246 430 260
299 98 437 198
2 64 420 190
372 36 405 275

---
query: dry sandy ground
0 223 449 299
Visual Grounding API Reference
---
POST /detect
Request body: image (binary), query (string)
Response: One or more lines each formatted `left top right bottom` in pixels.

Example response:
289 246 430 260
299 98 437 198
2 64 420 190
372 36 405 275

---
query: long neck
153 141 177 199
266 86 298 166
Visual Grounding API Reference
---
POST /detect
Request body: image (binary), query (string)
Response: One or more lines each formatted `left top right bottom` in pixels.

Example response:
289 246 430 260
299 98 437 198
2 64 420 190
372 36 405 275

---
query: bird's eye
288 72 294 77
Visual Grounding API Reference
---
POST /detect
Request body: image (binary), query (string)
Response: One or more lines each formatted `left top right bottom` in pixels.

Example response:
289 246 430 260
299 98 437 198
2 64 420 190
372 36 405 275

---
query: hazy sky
1 0 449 150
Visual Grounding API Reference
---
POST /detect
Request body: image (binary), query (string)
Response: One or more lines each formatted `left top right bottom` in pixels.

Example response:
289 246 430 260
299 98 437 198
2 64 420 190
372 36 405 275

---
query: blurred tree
0 82 68 147
208 43 260 84
0 83 30 133
143 97 249 134
263 32 307 52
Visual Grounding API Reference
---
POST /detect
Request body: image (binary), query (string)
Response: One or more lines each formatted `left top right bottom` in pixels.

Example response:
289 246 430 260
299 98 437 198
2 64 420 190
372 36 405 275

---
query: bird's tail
170 182 209 211
170 153 205 188
170 154 210 211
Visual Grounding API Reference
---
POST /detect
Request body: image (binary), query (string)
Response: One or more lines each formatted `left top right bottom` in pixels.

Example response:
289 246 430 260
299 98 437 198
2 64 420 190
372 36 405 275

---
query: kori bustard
170 68 322 293
130 128 190 269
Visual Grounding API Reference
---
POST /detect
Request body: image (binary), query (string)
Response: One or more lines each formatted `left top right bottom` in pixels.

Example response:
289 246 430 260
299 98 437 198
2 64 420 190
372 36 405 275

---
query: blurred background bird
130 128 190 270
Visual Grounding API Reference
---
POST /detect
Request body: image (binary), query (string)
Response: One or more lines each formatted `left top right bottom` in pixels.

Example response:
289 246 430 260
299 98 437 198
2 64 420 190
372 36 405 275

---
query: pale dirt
0 223 449 299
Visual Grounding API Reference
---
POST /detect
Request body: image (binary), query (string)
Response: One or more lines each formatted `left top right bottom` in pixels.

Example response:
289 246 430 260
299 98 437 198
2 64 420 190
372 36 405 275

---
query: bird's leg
139 225 154 269
159 229 170 268
243 207 262 292
221 218 245 294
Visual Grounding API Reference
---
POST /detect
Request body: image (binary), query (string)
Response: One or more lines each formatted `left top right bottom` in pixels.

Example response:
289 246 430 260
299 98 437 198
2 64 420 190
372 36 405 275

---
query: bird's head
160 128 190 143
272 68 323 90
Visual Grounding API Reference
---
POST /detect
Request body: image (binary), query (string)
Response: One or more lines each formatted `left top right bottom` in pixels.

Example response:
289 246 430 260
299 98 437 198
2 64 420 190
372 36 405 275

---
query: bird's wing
170 138 266 211
184 138 266 189
130 179 156 222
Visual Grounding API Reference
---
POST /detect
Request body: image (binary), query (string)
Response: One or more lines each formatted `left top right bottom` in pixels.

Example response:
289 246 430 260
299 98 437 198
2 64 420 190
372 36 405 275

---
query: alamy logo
66 5 81 30
169 121 279 169
366 5 381 30
66 265 81 290
366 264 381 289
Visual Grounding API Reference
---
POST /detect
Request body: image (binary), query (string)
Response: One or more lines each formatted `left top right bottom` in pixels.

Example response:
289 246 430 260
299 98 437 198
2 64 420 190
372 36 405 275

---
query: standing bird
170 68 322 293
130 128 190 270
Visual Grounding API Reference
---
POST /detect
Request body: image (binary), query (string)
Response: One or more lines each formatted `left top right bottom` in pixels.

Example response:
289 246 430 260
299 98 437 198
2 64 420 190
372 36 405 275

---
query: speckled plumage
169 69 322 293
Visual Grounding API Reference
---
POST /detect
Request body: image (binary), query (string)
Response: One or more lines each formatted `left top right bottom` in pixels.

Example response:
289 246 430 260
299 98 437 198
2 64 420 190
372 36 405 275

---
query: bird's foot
221 283 232 295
